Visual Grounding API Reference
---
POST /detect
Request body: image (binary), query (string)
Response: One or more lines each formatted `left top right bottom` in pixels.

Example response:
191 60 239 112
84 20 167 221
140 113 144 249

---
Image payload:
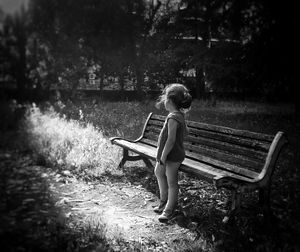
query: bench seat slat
113 138 258 183
140 138 260 179
113 139 157 160
181 159 255 184
185 150 260 179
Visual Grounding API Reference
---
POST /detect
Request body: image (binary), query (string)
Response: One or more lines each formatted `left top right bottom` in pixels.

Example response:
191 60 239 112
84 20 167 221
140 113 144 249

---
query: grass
1 97 299 251
23 103 121 178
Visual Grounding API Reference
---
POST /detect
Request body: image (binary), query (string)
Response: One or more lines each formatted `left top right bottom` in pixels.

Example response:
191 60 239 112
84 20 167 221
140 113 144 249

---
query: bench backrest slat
140 138 157 147
144 131 159 142
184 143 263 172
151 114 274 142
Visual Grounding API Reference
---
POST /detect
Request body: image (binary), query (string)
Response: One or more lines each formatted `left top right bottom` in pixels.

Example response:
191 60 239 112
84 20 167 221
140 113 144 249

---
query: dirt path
53 172 198 243
0 146 198 251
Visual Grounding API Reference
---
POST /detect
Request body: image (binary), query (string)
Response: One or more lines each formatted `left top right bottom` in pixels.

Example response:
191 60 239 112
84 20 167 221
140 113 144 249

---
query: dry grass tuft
24 103 122 177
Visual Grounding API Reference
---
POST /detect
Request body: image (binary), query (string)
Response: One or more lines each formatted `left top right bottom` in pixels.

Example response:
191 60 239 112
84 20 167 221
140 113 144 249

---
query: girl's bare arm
160 118 178 164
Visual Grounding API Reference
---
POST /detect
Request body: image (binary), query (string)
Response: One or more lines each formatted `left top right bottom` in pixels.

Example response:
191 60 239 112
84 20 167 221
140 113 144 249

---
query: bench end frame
111 112 154 170
258 131 288 185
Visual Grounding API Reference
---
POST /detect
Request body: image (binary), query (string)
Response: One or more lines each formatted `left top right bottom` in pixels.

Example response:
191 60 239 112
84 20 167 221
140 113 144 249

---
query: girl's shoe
153 201 167 214
158 210 175 222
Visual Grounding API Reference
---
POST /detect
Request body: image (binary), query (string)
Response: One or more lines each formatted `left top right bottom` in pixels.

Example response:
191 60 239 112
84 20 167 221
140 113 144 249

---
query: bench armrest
109 136 122 144
109 136 141 144
257 131 288 183
110 112 154 145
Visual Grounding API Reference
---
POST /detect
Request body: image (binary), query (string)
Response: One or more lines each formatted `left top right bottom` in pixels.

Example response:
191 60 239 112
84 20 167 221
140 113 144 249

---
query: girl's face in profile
164 98 174 112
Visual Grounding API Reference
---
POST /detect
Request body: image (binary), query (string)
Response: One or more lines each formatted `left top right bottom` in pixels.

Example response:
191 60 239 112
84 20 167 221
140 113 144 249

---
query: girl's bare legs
154 162 168 203
164 161 180 212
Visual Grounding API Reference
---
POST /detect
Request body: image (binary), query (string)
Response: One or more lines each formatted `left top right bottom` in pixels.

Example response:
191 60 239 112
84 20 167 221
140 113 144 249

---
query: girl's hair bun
180 92 192 109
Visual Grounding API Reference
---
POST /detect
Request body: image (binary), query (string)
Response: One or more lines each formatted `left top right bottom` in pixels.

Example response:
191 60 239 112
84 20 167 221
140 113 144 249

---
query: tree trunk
99 71 104 91
195 66 205 99
134 55 144 99
71 81 79 99
16 35 27 92
136 68 143 93
71 73 80 99
119 71 126 100
119 72 125 91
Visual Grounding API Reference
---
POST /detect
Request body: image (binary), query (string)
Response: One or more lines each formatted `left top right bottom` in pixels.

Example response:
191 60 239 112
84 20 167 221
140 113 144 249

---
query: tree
242 0 297 103
1 6 29 91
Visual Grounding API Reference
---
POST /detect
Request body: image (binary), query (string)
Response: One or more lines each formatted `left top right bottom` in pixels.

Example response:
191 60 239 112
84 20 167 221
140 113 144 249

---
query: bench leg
118 149 153 169
232 190 241 212
259 186 272 219
223 189 241 224
142 157 154 170
118 149 129 168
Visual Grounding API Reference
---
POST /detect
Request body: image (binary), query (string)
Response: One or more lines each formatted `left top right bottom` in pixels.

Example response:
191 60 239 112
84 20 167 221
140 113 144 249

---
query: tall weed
24 103 121 176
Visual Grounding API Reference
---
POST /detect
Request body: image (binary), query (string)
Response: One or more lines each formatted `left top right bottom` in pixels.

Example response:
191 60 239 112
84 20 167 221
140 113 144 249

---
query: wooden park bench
110 113 288 222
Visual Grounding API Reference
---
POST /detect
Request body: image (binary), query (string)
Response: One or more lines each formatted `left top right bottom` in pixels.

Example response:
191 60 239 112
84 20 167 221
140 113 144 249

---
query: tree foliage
0 0 297 102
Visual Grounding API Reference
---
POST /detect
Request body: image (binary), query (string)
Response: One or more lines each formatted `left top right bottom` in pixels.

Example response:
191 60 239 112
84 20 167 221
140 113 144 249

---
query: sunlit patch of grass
24 103 121 177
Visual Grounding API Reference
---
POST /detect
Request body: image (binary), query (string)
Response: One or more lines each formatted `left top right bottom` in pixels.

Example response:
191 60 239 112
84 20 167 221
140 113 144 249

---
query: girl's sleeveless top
156 111 187 163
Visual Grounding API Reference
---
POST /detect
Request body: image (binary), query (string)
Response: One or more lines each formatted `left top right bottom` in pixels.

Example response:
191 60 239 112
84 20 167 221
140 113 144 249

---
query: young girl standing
154 83 192 222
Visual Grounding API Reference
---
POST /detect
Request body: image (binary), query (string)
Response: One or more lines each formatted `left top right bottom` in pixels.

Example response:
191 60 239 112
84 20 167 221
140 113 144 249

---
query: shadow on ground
0 135 111 251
